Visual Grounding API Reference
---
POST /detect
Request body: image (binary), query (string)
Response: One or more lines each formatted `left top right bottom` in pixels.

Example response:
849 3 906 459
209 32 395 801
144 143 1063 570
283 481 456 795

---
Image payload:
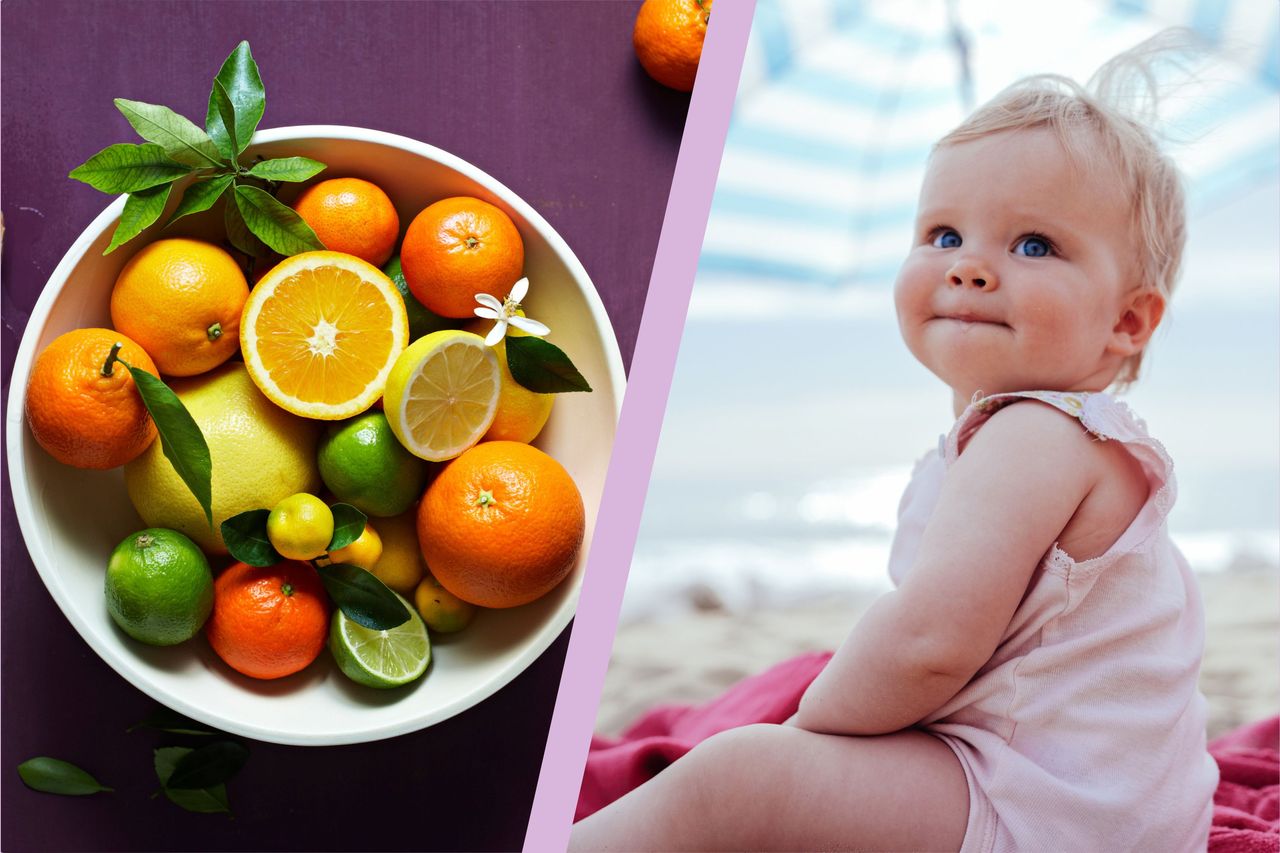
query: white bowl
5 126 623 745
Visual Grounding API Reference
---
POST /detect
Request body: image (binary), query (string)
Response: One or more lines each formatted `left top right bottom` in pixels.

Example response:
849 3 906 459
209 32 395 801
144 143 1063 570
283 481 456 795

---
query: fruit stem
281 583 295 597
135 533 154 549
476 490 496 509
465 236 479 250
207 322 223 341
101 342 124 376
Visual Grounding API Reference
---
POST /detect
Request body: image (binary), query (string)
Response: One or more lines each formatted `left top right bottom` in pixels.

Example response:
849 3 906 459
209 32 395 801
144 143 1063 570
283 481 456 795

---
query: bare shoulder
962 399 1105 479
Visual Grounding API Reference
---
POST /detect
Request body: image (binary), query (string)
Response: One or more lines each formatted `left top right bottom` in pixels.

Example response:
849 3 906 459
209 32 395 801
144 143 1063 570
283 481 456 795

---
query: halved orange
240 251 409 420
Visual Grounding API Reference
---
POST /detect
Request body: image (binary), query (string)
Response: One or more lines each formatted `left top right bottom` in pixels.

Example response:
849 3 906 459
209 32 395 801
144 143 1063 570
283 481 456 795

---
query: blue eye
932 229 961 249
1015 235 1051 257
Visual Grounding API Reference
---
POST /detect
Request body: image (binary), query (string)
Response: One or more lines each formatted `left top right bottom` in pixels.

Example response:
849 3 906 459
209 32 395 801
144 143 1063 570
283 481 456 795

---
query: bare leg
570 724 968 852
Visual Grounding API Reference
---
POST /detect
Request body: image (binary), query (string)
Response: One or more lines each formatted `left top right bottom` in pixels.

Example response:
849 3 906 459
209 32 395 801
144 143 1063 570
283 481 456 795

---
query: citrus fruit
317 412 429 517
483 339 554 444
367 511 425 595
292 177 400 267
399 197 525 318
105 528 214 646
414 574 476 634
267 493 335 561
206 560 329 680
383 254 453 340
382 330 501 462
633 0 712 92
240 250 409 420
25 328 158 469
124 363 322 555
109 238 249 377
418 441 585 608
329 520 383 570
328 592 430 689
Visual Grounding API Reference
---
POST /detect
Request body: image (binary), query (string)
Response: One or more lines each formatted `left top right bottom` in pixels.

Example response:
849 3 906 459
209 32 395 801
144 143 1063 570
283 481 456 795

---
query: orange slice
240 251 409 419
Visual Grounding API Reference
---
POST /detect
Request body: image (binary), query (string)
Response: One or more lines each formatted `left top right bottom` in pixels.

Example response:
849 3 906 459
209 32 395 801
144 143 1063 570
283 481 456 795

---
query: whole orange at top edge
25 328 158 469
205 560 329 680
633 0 712 92
292 177 400 267
110 238 248 377
399 197 525 318
418 441 585 609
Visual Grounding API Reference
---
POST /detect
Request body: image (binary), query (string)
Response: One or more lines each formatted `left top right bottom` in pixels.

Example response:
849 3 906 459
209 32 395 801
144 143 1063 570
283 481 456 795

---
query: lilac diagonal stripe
521 3 757 850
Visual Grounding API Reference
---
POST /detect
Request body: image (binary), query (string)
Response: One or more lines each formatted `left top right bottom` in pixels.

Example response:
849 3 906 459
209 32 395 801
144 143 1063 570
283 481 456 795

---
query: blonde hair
936 32 1195 387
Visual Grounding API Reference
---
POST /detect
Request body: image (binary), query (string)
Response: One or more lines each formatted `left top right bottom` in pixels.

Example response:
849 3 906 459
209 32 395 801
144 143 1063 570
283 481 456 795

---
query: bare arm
795 403 1102 736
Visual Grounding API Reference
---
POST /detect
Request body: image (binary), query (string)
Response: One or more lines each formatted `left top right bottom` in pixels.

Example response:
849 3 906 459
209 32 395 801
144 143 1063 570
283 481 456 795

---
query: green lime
414 574 476 633
317 412 429 517
329 593 431 688
105 528 214 646
267 493 334 561
383 255 453 341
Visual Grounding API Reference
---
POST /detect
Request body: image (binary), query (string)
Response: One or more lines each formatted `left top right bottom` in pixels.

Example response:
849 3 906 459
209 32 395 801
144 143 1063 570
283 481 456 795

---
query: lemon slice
383 330 500 462
240 251 409 419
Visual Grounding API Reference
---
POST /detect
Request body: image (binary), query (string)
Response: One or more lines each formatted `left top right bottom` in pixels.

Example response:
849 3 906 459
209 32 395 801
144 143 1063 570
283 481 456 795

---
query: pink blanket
578 653 1279 853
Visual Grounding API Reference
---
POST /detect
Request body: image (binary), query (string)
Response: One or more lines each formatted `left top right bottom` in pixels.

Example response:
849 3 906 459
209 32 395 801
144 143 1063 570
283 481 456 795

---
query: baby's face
894 128 1136 404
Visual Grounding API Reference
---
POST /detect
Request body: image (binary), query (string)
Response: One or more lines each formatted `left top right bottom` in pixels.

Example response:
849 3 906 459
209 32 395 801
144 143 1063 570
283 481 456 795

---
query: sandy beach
596 569 1278 742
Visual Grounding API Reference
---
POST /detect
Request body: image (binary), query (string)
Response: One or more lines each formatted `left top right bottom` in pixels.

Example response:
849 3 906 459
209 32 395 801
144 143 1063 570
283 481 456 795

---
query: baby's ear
1108 288 1165 356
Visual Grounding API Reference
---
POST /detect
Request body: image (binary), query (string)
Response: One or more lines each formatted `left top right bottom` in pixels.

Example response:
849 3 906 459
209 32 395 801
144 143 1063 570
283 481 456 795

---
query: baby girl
571 41 1219 853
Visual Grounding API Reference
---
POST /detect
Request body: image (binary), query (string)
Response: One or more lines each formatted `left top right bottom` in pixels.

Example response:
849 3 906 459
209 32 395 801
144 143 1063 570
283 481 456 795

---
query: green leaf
165 174 234 227
505 336 593 393
104 183 172 254
128 707 218 736
210 80 239 157
316 563 410 630
224 194 270 258
245 156 326 183
233 184 324 255
166 741 249 790
119 362 213 528
113 98 224 168
18 757 113 796
206 41 264 159
68 142 191 194
154 748 230 815
327 504 367 551
220 510 278 567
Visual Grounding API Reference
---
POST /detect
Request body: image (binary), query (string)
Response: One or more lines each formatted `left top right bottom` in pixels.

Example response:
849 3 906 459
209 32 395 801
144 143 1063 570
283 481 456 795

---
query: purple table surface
0 2 687 849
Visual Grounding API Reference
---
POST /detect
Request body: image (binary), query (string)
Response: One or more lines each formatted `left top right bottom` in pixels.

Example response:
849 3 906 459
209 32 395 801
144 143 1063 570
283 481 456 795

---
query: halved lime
328 594 430 689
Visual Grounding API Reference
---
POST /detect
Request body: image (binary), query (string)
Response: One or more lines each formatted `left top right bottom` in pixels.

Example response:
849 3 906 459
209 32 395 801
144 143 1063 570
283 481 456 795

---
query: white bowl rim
5 124 625 745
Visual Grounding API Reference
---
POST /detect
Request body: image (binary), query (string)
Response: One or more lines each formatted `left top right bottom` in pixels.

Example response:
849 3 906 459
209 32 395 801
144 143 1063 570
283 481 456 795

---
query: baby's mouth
932 311 1010 329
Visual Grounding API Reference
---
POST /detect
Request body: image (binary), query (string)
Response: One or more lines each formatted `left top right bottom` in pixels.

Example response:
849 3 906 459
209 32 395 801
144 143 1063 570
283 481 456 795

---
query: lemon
329 593 430 689
267 493 334 561
483 339 554 444
124 363 322 554
105 528 213 646
414 574 476 634
368 511 425 595
383 330 500 462
317 412 428 517
329 520 383 570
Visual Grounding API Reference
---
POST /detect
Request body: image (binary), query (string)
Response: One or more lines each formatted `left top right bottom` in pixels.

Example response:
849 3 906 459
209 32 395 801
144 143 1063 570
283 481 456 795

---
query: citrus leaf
104 183 172 254
128 707 218 736
165 174 234 227
120 362 213 528
205 41 264 159
505 336 593 393
221 510 278 567
68 142 191 194
113 98 224 168
154 748 230 815
224 194 270 258
316 563 410 630
327 504 367 552
233 184 324 255
18 757 113 796
210 80 239 157
245 156 326 183
166 741 249 790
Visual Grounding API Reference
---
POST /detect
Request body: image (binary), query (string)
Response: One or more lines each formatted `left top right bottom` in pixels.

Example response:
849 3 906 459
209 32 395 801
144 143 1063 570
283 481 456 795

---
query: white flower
473 277 551 346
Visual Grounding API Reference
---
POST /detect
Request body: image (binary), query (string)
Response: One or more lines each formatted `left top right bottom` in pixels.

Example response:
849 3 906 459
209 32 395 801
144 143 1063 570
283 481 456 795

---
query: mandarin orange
399 197 524 318
418 441 584 608
633 0 712 92
24 328 159 469
292 177 400 267
205 560 329 680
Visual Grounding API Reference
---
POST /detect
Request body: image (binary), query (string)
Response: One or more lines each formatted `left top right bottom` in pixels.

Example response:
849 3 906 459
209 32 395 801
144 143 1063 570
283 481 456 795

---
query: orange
292 177 400 267
633 0 712 92
399 197 525 318
110 238 248 377
205 560 329 680
24 328 158 469
418 441 585 608
239 251 409 419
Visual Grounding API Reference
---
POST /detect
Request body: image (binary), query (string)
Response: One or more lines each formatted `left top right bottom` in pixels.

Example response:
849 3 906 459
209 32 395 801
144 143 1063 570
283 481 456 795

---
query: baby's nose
946 256 997 290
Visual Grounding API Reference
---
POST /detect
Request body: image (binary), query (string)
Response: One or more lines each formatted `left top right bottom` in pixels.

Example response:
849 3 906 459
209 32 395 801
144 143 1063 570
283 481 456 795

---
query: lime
414 574 477 633
370 510 426 595
383 255 453 341
328 520 383 570
483 339 554 444
267 493 334 561
329 593 431 688
105 528 214 646
317 413 428 517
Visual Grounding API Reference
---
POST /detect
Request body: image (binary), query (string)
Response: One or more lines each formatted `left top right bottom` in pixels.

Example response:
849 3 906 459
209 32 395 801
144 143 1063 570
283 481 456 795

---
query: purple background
1 2 686 849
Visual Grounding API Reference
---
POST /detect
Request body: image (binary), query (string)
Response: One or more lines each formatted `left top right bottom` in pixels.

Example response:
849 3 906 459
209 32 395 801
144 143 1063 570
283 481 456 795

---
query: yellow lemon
483 339 554 444
369 511 426 596
267 493 334 561
329 521 383 570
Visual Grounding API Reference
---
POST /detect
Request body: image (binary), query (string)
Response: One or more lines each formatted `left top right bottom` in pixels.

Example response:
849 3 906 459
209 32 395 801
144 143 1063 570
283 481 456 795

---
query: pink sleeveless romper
888 391 1219 852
